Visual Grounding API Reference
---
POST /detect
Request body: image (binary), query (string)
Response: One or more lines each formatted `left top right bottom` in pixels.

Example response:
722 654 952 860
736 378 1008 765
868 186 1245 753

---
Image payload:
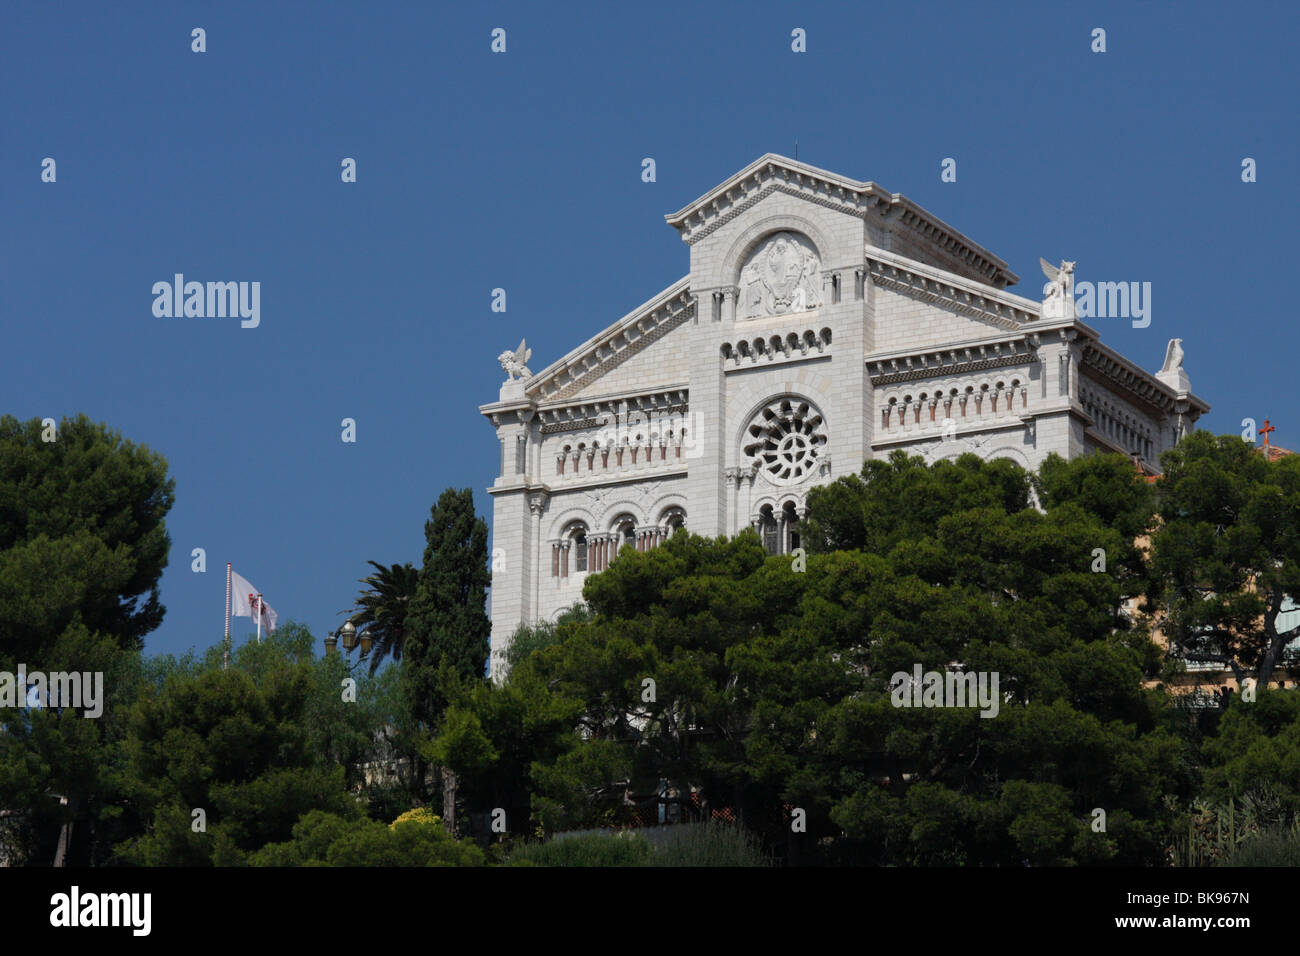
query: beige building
481 154 1210 680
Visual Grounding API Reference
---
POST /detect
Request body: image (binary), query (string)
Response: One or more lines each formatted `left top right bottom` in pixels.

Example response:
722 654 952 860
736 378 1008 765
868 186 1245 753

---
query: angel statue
1039 258 1076 319
498 338 532 381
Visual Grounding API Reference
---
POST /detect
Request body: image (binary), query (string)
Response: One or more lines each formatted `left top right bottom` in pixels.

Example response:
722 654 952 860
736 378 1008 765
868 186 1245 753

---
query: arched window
573 528 588 572
758 505 779 555
557 521 589 577
611 514 637 555
663 507 686 535
782 501 801 553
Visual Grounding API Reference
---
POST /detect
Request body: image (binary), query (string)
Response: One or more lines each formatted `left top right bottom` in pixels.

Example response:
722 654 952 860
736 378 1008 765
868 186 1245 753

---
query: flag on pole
230 570 278 633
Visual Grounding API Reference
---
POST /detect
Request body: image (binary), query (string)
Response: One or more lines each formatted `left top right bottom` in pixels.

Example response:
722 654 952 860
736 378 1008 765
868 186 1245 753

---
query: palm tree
343 560 418 674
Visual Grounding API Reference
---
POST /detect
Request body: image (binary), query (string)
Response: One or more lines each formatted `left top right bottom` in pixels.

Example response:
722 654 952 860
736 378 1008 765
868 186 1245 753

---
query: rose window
743 398 827 484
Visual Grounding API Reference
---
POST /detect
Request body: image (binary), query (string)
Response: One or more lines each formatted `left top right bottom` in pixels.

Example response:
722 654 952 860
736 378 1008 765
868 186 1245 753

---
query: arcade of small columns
724 464 816 553
549 508 686 578
555 437 687 477
879 378 1028 432
1079 383 1158 460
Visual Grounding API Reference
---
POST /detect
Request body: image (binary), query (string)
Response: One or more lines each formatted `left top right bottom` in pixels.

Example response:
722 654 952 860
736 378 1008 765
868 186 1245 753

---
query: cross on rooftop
1260 419 1276 448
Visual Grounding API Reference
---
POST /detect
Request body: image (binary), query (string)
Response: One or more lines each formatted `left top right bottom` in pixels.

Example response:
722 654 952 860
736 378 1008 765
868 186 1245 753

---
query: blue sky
3 1 1295 659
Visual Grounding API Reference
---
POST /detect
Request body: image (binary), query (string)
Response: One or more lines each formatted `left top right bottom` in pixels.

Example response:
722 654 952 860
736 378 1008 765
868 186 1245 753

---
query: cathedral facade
480 154 1209 680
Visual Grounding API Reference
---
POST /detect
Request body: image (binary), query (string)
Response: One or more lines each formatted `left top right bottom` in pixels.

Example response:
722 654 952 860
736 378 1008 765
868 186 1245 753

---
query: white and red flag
230 569 278 634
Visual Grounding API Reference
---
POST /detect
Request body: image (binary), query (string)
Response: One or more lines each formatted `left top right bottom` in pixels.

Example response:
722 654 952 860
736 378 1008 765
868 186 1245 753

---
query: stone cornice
538 400 691 437
865 246 1038 331
871 417 1026 449
1080 339 1210 418
485 468 688 498
867 334 1039 386
664 154 1017 287
534 386 689 429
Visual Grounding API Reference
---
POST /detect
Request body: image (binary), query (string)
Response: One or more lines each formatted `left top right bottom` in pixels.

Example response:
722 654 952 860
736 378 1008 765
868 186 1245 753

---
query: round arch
717 214 833 288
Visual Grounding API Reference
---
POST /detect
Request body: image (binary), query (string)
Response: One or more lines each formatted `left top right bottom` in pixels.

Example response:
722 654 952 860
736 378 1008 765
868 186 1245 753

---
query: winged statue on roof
1040 258 1077 319
499 338 532 381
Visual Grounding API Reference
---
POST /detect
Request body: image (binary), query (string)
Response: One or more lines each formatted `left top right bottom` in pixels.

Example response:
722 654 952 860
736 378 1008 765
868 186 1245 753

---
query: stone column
529 493 547 618
724 467 742 536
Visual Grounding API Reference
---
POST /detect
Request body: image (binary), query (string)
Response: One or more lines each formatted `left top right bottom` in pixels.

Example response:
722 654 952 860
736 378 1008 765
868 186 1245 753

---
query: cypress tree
400 488 491 828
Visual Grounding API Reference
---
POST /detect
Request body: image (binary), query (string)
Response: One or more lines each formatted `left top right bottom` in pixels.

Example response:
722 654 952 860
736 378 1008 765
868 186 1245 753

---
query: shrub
1218 828 1300 867
250 810 484 866
654 822 772 867
391 807 441 829
506 823 771 867
507 831 652 867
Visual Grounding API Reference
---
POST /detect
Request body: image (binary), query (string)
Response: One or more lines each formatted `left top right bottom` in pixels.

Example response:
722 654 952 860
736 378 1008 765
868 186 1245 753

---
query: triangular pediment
665 154 1019 289
526 278 694 405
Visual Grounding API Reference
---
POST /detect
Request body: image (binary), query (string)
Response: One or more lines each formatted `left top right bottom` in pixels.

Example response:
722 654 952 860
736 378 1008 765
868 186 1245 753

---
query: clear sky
3 1 1296 660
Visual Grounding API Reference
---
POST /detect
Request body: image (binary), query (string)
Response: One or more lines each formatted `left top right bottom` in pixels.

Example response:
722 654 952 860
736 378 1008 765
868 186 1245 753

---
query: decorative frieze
721 327 832 368
867 337 1037 386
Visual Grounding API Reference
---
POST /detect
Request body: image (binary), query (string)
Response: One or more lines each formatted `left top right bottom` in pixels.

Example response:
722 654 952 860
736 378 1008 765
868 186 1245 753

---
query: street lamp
325 621 371 662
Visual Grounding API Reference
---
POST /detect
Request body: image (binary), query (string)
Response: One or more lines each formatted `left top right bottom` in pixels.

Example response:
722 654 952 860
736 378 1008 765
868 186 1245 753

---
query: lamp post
325 621 372 664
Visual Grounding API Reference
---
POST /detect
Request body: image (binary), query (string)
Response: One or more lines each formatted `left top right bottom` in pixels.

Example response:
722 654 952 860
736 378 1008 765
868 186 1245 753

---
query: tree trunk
1258 627 1293 688
53 798 74 867
441 766 457 836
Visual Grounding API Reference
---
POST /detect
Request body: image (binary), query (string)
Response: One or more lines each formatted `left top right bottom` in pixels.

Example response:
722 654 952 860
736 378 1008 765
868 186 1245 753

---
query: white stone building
480 154 1209 680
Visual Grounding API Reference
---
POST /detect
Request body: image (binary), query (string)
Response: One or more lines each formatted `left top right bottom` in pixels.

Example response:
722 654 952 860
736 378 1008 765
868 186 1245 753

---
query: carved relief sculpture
740 232 822 319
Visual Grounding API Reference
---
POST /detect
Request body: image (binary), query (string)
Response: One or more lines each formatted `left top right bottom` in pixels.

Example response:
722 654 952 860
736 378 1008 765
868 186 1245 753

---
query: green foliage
1217 827 1300 866
343 560 418 674
10 414 1300 869
505 603 592 672
507 831 652 867
656 821 772 867
1035 450 1157 542
1170 785 1300 866
113 628 376 865
1199 689 1300 809
424 705 498 773
249 809 485 867
495 450 1185 864
1152 431 1300 685
0 415 174 864
403 488 491 728
801 451 1030 555
505 823 770 867
0 414 174 658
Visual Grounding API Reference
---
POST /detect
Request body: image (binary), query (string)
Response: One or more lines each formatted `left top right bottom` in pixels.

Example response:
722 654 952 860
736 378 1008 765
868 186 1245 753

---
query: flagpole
224 563 232 670
256 594 263 644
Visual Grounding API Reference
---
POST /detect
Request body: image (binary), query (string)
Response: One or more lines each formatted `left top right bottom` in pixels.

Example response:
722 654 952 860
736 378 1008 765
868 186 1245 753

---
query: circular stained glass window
743 398 827 484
